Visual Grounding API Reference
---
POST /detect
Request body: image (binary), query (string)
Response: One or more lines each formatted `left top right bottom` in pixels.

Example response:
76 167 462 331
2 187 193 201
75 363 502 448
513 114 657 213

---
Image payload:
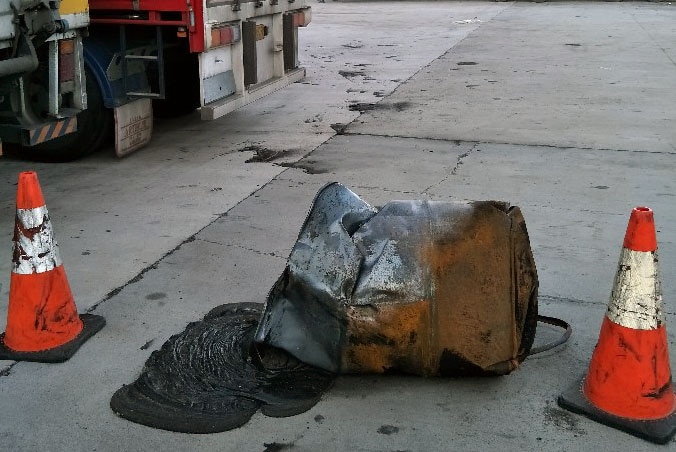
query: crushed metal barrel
111 182 539 433
256 182 538 376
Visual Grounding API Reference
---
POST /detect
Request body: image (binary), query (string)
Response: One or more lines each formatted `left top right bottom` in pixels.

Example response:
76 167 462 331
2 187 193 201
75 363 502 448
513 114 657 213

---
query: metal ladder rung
125 55 159 61
127 92 163 98
120 25 165 100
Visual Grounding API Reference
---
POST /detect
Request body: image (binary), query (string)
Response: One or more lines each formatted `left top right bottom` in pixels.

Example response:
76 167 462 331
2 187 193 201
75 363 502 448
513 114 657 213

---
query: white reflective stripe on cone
606 248 664 330
13 206 63 275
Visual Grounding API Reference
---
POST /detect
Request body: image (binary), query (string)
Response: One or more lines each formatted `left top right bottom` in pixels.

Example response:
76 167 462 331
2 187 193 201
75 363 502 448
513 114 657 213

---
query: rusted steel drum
255 182 538 376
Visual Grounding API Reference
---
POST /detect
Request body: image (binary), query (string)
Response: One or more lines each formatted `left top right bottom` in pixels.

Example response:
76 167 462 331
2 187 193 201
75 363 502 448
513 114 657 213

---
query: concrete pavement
1 2 676 451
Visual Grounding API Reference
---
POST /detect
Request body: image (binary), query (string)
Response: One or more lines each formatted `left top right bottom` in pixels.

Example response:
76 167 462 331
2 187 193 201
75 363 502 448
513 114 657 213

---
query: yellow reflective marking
59 0 89 15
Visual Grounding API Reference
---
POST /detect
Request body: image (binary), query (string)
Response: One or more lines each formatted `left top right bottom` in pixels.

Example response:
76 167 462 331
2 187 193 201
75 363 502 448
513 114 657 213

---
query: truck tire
23 67 113 162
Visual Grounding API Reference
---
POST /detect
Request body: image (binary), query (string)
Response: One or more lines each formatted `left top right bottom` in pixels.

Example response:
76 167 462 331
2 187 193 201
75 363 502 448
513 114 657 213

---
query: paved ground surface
1 1 675 451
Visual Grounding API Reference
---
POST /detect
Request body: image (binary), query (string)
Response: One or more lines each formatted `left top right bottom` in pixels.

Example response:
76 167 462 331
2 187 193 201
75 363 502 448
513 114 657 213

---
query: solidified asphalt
0 2 675 451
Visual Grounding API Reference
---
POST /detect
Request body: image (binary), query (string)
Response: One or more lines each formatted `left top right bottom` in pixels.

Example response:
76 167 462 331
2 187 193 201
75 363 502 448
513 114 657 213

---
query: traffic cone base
0 314 106 363
559 377 676 445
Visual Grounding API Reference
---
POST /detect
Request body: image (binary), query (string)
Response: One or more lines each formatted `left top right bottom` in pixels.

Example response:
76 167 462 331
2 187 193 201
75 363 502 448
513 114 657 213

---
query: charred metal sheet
255 182 378 372
255 182 538 376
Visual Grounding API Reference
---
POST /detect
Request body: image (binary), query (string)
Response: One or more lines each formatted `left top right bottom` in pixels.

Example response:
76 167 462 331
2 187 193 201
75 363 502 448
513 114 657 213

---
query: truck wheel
22 67 113 162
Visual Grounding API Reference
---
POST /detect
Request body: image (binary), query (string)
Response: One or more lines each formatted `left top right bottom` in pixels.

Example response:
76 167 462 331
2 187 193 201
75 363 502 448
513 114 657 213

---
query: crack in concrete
539 294 601 307
338 131 676 155
195 237 288 260
630 11 676 69
422 143 479 195
75 139 331 320
330 13 504 141
450 146 477 176
86 191 285 314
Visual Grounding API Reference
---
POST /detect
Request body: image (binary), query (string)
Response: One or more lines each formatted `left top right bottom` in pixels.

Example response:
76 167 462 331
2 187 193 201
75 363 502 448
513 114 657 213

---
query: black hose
528 314 572 355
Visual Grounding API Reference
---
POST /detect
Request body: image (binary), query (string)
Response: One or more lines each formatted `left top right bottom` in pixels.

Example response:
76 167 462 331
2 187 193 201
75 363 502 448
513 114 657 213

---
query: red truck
1 0 311 160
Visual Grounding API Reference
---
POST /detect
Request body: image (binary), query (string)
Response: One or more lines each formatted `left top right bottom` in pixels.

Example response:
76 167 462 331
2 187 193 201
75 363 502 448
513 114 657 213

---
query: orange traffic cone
0 171 105 362
558 207 676 444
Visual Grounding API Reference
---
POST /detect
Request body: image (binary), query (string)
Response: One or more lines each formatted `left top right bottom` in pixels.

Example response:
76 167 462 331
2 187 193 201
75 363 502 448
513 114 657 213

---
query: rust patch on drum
342 300 435 375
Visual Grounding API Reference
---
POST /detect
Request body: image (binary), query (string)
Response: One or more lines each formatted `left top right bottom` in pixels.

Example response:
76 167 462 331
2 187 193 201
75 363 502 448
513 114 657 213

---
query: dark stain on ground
263 442 295 452
565 43 582 47
348 102 375 112
140 339 155 350
279 160 328 175
593 185 609 189
543 403 586 435
239 145 289 163
146 292 167 300
457 61 477 66
331 123 348 134
378 425 400 435
348 101 411 113
436 402 451 413
314 414 325 423
389 101 412 111
339 70 366 79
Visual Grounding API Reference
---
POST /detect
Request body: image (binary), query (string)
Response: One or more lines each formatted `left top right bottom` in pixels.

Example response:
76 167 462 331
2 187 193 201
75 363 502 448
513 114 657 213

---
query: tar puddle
110 303 335 433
